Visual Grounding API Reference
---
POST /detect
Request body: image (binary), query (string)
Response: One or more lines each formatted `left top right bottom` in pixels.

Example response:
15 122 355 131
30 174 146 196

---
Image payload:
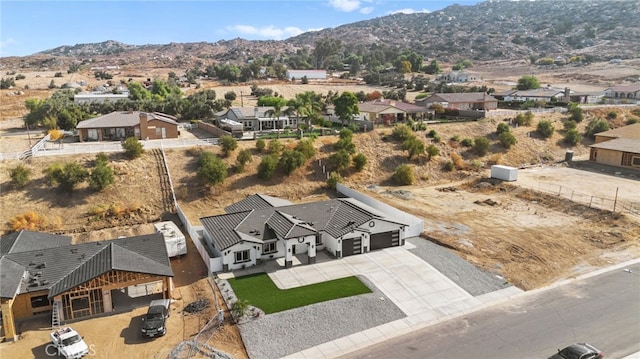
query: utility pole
240 91 244 107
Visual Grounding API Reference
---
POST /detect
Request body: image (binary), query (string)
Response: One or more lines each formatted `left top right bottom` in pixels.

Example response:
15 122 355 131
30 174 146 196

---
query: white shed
491 165 518 181
154 221 187 257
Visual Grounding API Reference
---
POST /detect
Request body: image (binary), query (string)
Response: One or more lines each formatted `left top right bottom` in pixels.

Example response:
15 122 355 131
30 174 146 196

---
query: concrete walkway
219 244 523 359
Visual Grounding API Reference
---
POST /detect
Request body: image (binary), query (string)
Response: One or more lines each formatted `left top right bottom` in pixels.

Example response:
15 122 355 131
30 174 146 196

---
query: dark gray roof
201 197 404 251
0 257 26 298
225 194 293 213
1 230 72 255
1 233 173 299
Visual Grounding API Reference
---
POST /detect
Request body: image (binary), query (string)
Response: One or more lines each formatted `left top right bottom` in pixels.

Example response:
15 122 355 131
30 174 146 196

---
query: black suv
141 299 170 338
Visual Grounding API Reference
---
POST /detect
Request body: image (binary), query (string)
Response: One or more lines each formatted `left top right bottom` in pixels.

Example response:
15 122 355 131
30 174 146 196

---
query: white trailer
154 221 187 257
490 165 518 181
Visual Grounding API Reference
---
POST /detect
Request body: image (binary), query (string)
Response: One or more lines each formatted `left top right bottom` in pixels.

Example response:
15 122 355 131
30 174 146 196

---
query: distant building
74 91 130 104
285 69 327 80
603 84 640 101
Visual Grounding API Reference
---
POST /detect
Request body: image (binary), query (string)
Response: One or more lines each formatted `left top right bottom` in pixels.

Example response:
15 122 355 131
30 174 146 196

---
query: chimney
254 107 259 118
564 87 571 102
139 112 148 139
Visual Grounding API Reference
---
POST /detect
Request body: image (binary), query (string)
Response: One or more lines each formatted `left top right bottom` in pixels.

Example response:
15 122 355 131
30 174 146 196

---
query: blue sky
1 0 481 57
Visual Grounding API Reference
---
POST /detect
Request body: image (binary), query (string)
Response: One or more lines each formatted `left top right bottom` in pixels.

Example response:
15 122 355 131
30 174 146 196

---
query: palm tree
288 91 322 132
265 97 291 139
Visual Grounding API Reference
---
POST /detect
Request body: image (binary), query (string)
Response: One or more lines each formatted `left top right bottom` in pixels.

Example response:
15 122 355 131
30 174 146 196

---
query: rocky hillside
2 0 639 69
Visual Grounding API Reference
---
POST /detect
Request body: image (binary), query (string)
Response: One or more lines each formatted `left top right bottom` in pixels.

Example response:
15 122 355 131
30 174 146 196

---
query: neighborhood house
75 111 179 142
0 231 173 341
589 123 640 169
200 194 408 272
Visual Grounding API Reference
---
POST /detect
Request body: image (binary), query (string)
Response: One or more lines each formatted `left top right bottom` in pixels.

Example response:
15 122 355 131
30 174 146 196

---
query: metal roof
0 257 26 298
225 194 293 213
0 233 173 299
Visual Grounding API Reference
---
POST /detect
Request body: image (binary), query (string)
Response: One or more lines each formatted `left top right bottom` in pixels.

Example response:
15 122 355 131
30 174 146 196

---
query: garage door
341 237 362 257
370 231 400 251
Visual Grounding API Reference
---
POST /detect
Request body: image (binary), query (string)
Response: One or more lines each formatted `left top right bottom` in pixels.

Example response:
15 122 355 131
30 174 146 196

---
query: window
263 242 277 254
235 250 250 263
31 294 51 308
632 156 640 167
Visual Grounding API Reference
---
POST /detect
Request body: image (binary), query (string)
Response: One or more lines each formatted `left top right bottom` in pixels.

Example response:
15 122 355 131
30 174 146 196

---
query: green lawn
226 273 372 314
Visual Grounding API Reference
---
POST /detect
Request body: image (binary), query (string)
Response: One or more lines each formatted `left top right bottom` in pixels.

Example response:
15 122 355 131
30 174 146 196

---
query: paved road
340 262 640 359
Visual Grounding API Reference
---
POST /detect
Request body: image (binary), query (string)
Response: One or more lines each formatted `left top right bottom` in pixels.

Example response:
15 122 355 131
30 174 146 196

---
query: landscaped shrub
392 124 413 141
536 120 555 138
402 137 425 160
90 158 115 191
496 123 510 134
9 164 32 189
426 144 439 161
333 138 356 154
279 149 306 175
295 139 316 160
219 135 238 157
268 139 283 154
451 152 464 169
498 131 517 149
473 137 490 156
460 138 475 147
47 162 89 193
563 129 581 145
584 119 610 139
329 149 351 171
352 153 367 171
392 164 414 185
236 149 252 172
443 161 455 172
563 120 577 131
122 137 144 159
258 154 279 179
326 172 342 190
256 139 266 152
197 152 228 185
514 111 533 126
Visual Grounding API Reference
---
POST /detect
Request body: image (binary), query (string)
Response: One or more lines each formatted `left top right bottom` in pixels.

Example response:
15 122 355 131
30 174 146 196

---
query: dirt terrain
1 61 639 357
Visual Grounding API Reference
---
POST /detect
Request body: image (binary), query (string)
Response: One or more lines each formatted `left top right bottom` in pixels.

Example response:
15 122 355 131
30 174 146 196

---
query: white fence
337 183 425 237
176 204 222 273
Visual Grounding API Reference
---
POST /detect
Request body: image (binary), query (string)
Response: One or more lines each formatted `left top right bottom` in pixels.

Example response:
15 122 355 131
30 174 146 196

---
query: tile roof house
75 111 178 142
416 92 498 111
589 123 640 169
214 107 297 131
358 100 432 125
0 232 173 341
200 194 407 272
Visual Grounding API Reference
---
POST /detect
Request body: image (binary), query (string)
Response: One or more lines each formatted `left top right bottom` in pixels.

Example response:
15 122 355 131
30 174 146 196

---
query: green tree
127 82 152 101
517 75 540 90
333 92 359 127
327 172 342 190
567 102 584 123
268 139 283 154
295 139 316 160
197 152 227 186
402 137 425 160
585 119 610 139
122 137 144 159
392 164 414 185
231 299 250 321
514 111 534 126
329 149 351 171
426 144 440 161
496 123 510 134
90 159 115 191
312 38 342 69
256 139 266 152
219 135 238 157
474 137 490 156
498 131 517 149
563 128 581 145
424 60 441 74
9 164 32 189
392 124 413 141
264 97 290 138
258 154 279 179
279 149 307 175
224 91 237 101
352 153 367 171
47 162 89 193
236 149 253 172
398 60 412 74
333 138 356 154
0 77 16 89
536 120 555 138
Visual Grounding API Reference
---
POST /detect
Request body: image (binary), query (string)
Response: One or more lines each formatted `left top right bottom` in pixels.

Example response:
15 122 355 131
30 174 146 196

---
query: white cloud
387 8 431 15
226 25 305 40
0 37 17 49
328 0 361 12
360 6 374 14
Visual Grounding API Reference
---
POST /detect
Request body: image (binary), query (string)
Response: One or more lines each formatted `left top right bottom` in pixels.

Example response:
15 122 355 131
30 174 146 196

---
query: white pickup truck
49 327 89 359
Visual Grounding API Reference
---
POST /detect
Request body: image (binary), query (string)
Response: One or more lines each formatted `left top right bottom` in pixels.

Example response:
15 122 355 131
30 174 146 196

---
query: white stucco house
199 194 407 272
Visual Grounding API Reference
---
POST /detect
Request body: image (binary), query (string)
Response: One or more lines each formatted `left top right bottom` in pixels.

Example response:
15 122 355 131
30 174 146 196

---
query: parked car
141 299 171 338
549 343 604 359
49 327 89 359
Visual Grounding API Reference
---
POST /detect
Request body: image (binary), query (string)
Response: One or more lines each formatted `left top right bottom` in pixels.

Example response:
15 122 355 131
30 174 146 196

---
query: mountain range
5 0 640 69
